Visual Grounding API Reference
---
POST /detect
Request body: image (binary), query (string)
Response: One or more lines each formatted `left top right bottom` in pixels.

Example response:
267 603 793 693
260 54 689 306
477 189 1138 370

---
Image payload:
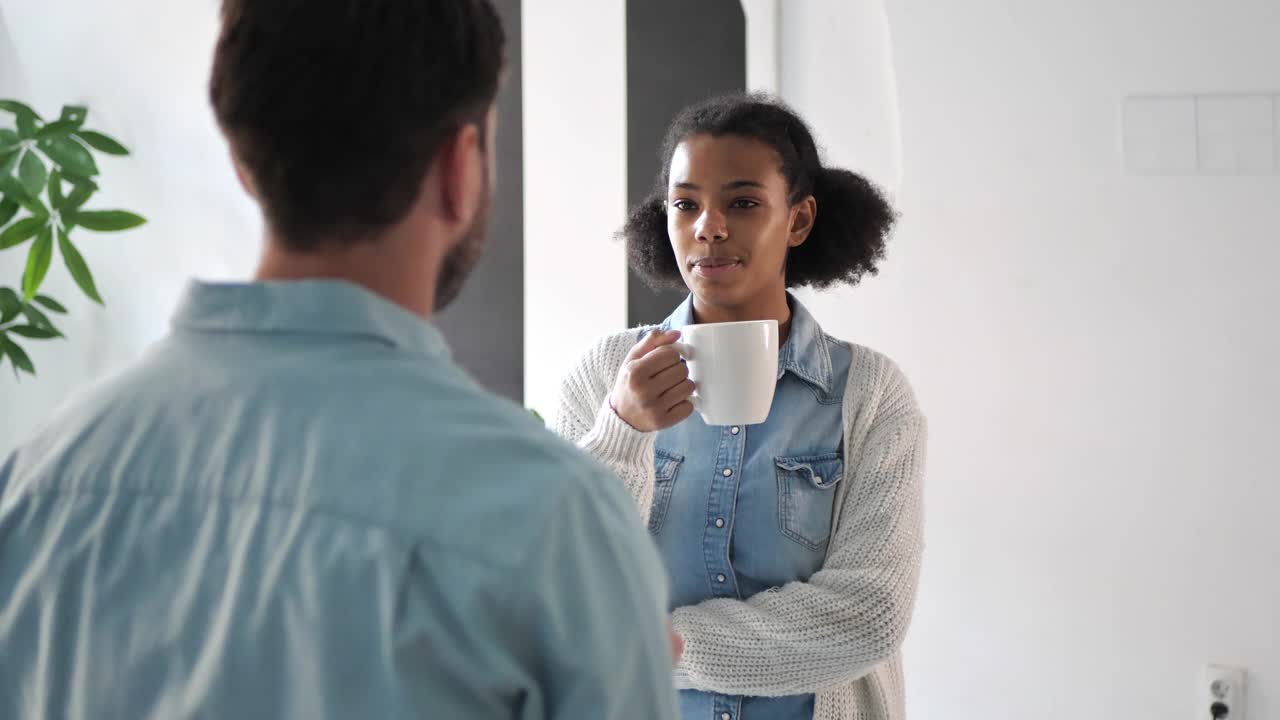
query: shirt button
814 476 824 485
714 518 725 528
722 468 733 477
722 714 732 720
716 574 726 583
730 426 741 435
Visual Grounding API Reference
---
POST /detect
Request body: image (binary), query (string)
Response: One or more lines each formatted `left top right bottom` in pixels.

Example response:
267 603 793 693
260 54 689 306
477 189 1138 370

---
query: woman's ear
788 195 817 248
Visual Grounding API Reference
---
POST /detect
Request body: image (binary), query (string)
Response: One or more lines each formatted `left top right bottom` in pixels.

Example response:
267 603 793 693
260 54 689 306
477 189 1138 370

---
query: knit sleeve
669 353 927 696
550 329 661 524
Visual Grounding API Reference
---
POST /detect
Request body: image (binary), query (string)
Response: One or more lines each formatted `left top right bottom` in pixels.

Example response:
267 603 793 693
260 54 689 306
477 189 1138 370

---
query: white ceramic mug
675 319 779 426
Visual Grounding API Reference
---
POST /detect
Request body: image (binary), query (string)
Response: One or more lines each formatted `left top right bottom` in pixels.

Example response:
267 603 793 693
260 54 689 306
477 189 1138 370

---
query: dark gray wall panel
435 0 524 402
626 0 747 327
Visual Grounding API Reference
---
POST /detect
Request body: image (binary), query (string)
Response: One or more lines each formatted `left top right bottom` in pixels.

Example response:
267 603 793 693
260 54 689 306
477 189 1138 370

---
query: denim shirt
651 294 853 720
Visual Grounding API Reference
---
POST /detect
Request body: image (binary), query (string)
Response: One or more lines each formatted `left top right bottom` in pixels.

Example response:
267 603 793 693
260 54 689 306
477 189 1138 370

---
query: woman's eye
671 199 697 212
730 198 760 209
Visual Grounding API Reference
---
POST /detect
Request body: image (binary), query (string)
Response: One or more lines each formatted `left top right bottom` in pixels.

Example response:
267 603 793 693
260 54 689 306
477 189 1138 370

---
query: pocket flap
774 452 843 489
655 449 684 482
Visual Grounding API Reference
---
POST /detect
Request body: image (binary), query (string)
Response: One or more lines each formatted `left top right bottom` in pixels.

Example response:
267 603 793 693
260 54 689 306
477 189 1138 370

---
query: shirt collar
172 279 451 360
660 293 833 395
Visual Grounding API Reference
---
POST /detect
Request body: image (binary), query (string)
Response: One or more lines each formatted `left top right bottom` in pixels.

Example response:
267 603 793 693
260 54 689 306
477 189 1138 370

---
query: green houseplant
0 99 146 377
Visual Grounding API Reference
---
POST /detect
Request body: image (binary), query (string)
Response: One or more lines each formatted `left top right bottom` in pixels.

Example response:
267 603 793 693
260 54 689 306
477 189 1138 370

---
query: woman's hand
609 330 695 432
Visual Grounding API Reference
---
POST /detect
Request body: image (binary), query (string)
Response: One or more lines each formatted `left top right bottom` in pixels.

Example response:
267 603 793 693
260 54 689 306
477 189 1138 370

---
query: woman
553 94 927 720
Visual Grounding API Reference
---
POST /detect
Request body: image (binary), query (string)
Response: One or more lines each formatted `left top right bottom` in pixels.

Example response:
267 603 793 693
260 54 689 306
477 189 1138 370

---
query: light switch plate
1196 95 1276 173
1123 95 1199 173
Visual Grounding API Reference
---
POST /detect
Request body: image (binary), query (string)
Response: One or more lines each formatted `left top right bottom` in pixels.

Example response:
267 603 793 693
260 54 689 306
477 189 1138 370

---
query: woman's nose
695 210 727 243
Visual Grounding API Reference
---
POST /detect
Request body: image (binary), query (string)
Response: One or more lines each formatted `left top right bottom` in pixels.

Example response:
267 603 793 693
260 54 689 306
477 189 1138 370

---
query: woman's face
666 134 813 312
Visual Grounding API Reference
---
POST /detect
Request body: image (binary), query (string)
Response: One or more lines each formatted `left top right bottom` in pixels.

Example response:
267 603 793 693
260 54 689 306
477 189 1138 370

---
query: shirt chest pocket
774 452 844 551
648 449 685 535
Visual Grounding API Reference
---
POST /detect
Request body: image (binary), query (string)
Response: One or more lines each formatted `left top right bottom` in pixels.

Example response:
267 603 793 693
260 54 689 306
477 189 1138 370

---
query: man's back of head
213 0 502 316
0 3 678 718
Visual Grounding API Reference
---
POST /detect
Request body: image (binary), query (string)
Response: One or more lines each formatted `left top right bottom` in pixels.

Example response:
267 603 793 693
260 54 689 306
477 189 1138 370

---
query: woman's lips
691 258 742 278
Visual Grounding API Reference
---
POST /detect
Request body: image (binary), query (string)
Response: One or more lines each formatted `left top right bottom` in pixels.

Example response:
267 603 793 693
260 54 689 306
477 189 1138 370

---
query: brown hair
210 0 505 250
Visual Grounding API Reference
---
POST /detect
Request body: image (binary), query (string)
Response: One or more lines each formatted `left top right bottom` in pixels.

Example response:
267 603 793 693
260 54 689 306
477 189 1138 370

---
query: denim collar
659 293 833 396
172 279 451 360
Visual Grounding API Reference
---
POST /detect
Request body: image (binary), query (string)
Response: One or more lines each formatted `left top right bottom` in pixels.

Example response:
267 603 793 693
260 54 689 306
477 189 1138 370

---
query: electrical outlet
1201 664 1246 719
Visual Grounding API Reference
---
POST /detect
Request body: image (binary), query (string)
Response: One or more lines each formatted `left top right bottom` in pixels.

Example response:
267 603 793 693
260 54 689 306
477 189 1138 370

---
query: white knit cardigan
552 328 928 720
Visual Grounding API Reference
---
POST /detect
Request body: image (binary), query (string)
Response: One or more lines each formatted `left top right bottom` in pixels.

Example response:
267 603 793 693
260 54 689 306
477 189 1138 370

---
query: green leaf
0 128 18 153
0 172 26 196
58 229 102 304
40 136 98 178
21 303 55 330
59 105 88 128
0 174 48 217
22 224 54 301
69 210 146 232
0 288 20 324
15 112 37 140
61 172 98 188
48 169 65 209
59 172 98 190
0 197 18 227
0 148 19 176
33 294 68 313
0 100 42 120
7 324 60 339
63 179 96 212
75 130 129 156
1 100 41 143
18 150 47 198
0 334 35 375
35 120 81 142
0 216 44 249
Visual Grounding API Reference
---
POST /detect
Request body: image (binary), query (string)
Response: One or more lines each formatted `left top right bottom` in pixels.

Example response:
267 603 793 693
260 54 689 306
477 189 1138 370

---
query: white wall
0 7 27 100
784 1 1280 717
522 0 629 417
741 0 780 95
780 0 902 196
0 1 258 457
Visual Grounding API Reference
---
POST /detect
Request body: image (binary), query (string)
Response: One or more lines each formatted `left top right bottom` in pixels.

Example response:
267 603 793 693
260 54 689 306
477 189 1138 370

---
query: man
0 2 678 718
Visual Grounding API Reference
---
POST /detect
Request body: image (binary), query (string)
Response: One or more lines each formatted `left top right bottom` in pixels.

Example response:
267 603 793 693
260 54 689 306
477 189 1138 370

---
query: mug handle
672 343 701 411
